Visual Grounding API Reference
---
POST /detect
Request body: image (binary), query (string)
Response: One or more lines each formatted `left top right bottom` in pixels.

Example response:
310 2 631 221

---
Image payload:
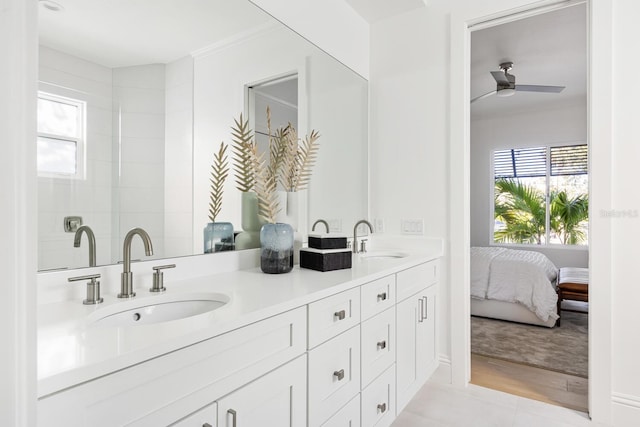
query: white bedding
470 247 559 322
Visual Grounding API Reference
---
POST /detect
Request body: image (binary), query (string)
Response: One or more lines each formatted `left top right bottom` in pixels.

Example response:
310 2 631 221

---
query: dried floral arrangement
229 108 320 224
208 142 229 223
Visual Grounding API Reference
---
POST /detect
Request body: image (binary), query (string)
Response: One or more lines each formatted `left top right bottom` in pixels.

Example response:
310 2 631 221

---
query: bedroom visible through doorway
468 2 588 412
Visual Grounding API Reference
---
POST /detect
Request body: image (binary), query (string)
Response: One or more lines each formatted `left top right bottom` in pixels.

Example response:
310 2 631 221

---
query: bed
470 246 559 328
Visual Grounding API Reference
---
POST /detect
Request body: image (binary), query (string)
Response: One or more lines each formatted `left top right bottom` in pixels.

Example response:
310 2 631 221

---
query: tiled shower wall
112 65 166 263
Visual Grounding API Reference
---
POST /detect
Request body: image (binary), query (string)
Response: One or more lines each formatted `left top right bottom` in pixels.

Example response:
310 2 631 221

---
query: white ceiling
38 0 273 68
470 3 587 119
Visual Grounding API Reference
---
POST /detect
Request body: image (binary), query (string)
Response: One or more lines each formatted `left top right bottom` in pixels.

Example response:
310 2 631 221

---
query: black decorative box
308 233 348 250
300 248 352 272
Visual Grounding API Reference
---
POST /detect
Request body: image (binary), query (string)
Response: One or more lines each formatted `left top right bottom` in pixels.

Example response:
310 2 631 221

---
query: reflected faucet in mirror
353 220 374 254
312 219 330 233
119 228 154 299
73 225 96 267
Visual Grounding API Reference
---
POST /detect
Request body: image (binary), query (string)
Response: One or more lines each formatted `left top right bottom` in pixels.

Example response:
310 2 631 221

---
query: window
493 144 588 246
37 92 86 179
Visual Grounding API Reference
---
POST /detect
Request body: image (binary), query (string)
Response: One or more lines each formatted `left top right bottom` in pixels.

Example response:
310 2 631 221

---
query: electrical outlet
401 219 424 235
374 219 384 233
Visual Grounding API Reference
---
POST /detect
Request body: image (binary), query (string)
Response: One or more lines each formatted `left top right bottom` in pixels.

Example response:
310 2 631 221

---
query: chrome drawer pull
418 298 424 323
333 369 345 381
227 409 237 427
377 340 387 350
377 292 387 301
422 296 428 320
377 403 387 413
334 310 346 320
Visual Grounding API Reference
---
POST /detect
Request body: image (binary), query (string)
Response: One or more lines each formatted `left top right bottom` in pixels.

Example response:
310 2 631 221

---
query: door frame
448 0 613 423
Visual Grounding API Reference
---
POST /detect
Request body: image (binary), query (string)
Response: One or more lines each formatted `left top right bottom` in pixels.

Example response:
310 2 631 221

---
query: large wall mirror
37 0 368 271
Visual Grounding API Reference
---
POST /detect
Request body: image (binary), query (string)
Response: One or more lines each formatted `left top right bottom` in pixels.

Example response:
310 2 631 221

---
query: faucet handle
68 273 103 305
150 264 176 293
359 239 368 253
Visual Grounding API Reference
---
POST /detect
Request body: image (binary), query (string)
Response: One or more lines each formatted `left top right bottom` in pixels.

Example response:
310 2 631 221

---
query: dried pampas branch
231 113 256 192
252 143 281 223
208 142 229 222
292 129 320 191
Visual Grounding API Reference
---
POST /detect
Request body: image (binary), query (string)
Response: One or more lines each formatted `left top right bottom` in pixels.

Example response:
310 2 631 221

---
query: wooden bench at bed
556 267 589 326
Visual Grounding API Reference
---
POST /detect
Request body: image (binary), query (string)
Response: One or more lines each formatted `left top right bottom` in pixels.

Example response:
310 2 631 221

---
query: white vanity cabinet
38 307 307 427
395 260 439 414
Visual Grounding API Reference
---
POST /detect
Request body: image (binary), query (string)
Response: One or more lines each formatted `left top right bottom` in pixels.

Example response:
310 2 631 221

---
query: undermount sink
359 251 409 259
88 293 229 327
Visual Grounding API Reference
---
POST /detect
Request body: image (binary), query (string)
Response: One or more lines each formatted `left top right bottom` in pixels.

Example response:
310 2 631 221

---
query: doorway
466 1 589 412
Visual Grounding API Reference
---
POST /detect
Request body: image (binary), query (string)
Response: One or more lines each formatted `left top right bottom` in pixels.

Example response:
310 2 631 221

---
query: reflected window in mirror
37 91 86 179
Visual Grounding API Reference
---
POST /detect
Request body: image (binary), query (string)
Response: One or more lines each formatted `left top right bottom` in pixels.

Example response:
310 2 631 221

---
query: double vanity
37 238 442 426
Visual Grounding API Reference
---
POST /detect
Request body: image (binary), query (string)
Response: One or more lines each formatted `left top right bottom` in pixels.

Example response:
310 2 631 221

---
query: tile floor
392 379 598 427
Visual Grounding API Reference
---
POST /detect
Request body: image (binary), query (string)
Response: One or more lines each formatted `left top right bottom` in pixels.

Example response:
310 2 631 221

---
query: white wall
37 47 114 270
610 0 640 423
370 4 452 367
0 0 37 424
470 102 589 268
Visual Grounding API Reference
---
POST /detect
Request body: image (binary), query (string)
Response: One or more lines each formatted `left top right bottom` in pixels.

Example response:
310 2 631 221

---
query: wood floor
471 353 588 413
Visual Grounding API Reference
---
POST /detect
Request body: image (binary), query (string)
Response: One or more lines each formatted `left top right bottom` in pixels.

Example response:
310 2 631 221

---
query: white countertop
38 240 442 398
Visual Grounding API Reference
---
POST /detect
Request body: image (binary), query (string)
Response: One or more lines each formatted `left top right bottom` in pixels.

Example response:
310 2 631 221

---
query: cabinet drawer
320 394 360 427
361 306 395 388
360 274 395 321
361 364 396 427
396 260 438 302
308 287 360 349
170 402 216 427
308 326 361 427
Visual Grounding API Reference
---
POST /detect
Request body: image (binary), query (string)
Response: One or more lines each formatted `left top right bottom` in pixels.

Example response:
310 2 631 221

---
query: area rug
471 311 588 378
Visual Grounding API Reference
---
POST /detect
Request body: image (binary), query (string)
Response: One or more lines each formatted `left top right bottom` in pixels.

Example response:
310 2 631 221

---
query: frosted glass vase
203 222 234 253
260 223 294 274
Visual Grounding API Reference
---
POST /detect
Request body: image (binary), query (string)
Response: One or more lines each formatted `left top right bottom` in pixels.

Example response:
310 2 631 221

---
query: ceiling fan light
497 88 516 97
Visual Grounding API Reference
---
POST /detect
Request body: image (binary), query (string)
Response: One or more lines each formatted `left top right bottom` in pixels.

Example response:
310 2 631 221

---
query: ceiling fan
471 61 565 104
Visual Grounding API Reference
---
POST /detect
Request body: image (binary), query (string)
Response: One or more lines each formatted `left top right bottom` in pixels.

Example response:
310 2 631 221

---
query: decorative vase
260 223 294 274
203 222 234 253
235 192 266 250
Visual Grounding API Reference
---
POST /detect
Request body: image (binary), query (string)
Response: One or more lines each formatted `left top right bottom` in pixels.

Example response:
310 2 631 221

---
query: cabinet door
416 285 437 383
396 284 438 414
395 293 419 413
216 355 306 427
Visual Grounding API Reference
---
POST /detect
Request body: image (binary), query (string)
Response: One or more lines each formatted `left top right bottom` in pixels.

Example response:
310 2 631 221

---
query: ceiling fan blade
490 70 510 85
515 84 565 93
471 90 497 104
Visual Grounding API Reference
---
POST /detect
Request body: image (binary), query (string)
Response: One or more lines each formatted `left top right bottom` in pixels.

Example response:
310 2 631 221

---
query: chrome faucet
312 219 330 233
119 227 154 299
353 220 374 253
73 225 96 267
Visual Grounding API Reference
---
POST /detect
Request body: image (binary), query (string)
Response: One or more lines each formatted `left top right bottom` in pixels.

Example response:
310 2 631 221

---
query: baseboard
612 392 640 425
429 354 452 384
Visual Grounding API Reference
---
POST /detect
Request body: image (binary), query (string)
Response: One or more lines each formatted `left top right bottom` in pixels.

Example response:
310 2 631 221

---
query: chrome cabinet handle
227 409 237 427
377 403 387 413
377 340 387 350
418 298 424 323
333 369 345 380
377 292 387 301
422 296 428 320
334 310 346 321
